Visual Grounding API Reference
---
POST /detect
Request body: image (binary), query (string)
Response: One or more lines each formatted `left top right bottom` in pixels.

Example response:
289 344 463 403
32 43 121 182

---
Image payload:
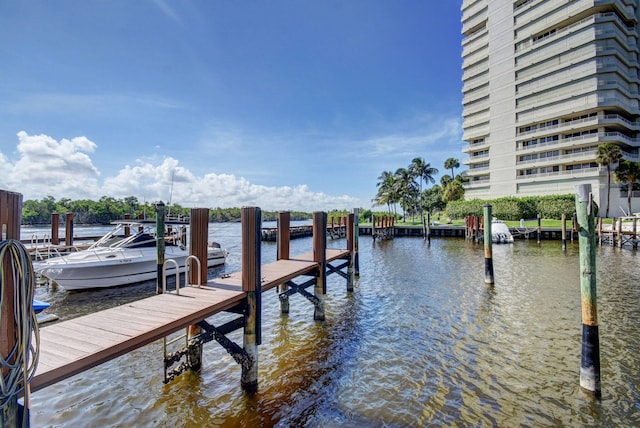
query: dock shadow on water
30 226 639 427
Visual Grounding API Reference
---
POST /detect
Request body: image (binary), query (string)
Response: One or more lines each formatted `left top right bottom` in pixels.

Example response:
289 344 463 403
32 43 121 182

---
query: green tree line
20 196 313 225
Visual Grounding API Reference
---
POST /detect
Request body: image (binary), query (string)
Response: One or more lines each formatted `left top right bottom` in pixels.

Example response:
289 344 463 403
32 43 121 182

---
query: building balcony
516 131 638 152
516 166 604 182
463 175 490 189
516 150 597 166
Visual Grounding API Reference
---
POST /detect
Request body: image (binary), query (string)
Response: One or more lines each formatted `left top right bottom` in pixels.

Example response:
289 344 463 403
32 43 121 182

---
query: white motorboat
492 220 514 244
33 220 227 290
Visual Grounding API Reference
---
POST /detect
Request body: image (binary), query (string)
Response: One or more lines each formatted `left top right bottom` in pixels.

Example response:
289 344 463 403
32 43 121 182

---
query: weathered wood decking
32 248 351 392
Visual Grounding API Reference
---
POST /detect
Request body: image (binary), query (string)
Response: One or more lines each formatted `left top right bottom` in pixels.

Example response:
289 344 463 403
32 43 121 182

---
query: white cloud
1 132 362 211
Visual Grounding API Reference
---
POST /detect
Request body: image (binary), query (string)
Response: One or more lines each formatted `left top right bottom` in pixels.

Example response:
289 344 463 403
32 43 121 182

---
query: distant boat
492 220 514 244
33 219 227 290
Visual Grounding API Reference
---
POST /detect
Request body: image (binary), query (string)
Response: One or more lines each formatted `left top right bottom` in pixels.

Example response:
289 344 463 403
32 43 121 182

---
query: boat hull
35 246 227 290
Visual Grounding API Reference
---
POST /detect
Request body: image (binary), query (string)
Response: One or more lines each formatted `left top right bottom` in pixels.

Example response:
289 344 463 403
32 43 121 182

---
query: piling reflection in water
29 223 639 426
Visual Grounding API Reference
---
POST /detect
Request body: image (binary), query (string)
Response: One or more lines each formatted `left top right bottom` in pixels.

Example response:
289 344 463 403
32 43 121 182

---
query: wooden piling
123 214 131 237
575 184 601 398
187 208 209 372
155 202 166 294
571 214 577 243
353 208 360 277
65 212 74 248
483 204 494 285
596 217 602 246
346 213 354 292
1 190 22 427
51 213 60 245
241 207 261 391
610 218 616 246
616 218 622 248
277 212 291 313
426 212 431 244
537 214 542 245
562 214 567 251
312 212 327 320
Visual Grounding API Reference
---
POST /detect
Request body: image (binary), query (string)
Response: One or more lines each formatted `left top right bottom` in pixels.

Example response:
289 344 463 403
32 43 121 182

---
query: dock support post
616 218 622 248
241 207 261 392
562 214 567 252
575 184 601 398
1 191 25 427
537 213 542 245
51 213 60 245
346 213 355 292
353 208 360 277
426 212 431 245
312 212 327 320
155 202 166 294
483 204 494 285
187 208 209 372
65 212 74 248
277 211 290 314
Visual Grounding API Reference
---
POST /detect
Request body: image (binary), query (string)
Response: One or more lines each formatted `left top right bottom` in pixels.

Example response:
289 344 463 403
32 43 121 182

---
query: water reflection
28 224 640 426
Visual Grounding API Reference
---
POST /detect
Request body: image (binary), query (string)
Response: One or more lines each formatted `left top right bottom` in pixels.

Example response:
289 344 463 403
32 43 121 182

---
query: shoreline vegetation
20 194 627 230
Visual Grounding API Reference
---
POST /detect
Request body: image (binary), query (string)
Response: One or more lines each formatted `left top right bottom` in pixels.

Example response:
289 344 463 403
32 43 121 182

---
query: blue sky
0 0 463 211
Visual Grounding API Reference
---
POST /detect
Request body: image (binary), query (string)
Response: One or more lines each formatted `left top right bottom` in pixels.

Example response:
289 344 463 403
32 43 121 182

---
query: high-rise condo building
461 0 639 217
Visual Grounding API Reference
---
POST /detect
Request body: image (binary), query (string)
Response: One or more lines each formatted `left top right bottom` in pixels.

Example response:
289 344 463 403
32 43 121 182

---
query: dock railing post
155 202 166 294
353 208 360 277
51 213 60 246
575 184 601 398
1 190 24 427
187 208 209 372
483 204 494 285
346 213 354 292
277 211 290 314
241 207 261 392
312 212 327 320
65 212 74 249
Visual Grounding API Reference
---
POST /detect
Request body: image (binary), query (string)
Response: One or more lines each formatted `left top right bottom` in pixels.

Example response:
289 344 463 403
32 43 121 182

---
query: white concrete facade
461 0 640 217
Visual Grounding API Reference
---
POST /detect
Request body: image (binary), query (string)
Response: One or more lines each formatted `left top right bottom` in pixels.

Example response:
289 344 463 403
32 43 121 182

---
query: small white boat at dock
33 220 227 290
492 220 514 244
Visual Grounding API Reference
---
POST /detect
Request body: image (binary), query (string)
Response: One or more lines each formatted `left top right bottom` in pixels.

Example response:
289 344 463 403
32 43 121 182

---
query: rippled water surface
26 223 640 427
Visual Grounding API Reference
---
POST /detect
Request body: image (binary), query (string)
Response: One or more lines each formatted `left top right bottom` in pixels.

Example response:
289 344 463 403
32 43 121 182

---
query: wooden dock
30 211 355 393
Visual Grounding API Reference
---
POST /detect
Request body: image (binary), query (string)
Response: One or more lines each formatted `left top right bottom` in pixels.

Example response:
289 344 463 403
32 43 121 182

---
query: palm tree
409 158 439 224
614 160 640 216
596 143 623 217
444 158 460 179
394 167 417 220
374 171 397 215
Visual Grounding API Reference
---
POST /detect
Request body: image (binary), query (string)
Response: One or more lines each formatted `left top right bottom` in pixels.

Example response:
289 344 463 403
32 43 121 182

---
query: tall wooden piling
1 190 23 427
483 204 494 284
65 212 74 248
187 208 209 372
51 213 60 245
155 202 166 294
575 184 601 398
241 207 261 391
537 214 542 245
312 212 327 320
277 211 291 313
353 208 360 277
562 214 567 252
426 212 431 244
346 213 355 292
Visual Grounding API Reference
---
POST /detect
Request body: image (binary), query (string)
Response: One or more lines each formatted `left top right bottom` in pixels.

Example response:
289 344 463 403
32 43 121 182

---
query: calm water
24 223 640 427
